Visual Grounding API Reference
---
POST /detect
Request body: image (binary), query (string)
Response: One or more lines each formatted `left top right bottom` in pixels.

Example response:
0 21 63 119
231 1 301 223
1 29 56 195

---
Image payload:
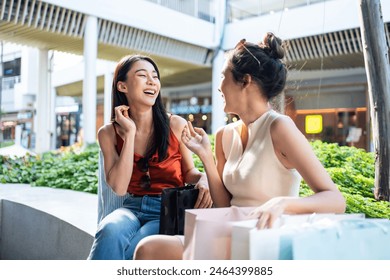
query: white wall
40 0 217 48
292 90 367 110
9 47 40 112
19 47 39 96
51 56 115 87
223 0 390 49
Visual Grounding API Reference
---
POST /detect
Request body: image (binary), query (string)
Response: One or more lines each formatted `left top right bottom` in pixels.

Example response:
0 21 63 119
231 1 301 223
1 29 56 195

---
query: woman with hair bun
133 33 346 260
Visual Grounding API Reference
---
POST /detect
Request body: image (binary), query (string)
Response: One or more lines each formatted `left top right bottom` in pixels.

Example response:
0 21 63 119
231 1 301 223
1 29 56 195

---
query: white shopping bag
231 213 366 260
292 218 390 260
230 219 258 260
183 206 256 260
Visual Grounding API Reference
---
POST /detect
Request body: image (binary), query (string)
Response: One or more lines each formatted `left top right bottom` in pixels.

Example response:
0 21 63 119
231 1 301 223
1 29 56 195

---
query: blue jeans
88 195 161 260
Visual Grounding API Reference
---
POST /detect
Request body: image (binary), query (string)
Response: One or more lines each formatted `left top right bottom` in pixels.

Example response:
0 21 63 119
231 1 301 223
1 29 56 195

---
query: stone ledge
0 184 98 260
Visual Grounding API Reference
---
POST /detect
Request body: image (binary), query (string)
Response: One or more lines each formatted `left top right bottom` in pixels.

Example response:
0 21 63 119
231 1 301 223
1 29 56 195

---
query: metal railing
1 76 21 90
144 0 216 22
227 0 331 22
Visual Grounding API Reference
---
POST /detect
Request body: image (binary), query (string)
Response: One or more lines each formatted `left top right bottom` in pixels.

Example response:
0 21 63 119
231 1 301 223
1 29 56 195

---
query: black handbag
159 184 199 235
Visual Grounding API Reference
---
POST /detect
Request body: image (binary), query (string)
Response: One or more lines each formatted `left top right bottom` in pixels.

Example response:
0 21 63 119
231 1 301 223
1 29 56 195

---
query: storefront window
294 108 367 150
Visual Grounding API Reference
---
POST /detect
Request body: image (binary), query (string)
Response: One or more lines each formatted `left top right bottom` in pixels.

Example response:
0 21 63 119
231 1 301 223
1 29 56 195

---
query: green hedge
1 140 389 218
0 143 99 193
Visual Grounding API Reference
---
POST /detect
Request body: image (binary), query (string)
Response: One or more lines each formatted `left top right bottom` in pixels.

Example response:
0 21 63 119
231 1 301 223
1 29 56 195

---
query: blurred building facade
0 0 389 152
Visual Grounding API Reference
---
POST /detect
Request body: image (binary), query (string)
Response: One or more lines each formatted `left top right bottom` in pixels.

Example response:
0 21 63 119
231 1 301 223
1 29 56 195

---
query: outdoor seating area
0 184 98 260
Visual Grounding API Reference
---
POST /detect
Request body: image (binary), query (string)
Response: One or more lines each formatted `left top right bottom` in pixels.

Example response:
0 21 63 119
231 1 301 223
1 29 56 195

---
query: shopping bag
292 218 390 260
159 185 199 235
231 213 365 260
230 219 258 260
183 206 256 260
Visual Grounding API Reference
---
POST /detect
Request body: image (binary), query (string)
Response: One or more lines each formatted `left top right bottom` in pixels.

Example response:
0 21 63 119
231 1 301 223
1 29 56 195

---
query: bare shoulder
97 123 114 137
271 114 298 136
169 114 187 135
271 113 309 151
214 126 226 153
215 126 225 140
97 123 116 146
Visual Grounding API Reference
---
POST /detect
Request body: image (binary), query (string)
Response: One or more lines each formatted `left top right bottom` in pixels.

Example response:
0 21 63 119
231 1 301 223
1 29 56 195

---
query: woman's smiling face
120 59 161 106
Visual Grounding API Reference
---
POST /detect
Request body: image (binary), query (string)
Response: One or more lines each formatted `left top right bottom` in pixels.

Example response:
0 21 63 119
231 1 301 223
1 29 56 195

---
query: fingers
250 208 273 229
182 123 200 144
114 105 130 122
115 105 129 114
254 211 279 230
185 122 204 141
193 126 206 136
256 212 271 230
122 108 129 118
187 121 196 136
181 125 191 143
194 186 213 209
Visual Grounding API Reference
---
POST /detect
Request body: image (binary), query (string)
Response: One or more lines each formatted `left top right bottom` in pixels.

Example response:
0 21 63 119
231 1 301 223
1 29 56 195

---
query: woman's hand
249 197 287 229
114 105 136 139
181 121 212 159
194 180 213 209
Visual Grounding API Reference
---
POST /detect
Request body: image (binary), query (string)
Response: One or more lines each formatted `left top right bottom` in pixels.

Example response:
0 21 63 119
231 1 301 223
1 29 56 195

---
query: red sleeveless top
114 125 185 195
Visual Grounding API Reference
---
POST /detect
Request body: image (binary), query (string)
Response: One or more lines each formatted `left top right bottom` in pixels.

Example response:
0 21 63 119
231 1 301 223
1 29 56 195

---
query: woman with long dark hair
88 54 212 260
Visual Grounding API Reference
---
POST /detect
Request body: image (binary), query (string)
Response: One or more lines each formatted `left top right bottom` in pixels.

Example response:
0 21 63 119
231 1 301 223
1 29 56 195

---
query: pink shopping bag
183 206 255 260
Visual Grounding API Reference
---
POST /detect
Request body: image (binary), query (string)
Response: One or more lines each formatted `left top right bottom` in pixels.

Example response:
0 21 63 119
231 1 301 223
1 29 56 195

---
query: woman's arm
98 106 136 196
170 115 212 208
252 115 346 228
182 122 232 207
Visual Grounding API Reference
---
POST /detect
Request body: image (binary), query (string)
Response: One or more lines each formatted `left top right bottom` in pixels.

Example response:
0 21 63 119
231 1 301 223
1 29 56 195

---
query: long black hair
111 54 169 162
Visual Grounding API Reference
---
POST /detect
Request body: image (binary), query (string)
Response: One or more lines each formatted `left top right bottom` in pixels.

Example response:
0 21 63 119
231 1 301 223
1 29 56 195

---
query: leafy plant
300 141 389 219
0 143 99 194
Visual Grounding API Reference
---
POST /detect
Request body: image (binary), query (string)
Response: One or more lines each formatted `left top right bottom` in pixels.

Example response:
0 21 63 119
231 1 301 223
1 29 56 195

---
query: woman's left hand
249 197 287 229
194 181 213 209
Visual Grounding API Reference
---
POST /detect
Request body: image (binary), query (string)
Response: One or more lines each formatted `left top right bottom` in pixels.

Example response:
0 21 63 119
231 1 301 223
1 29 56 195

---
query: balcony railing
1 76 21 90
227 0 331 22
144 0 216 22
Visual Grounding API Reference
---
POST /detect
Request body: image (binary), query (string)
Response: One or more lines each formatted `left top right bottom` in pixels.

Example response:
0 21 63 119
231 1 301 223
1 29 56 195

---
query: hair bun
262 32 285 60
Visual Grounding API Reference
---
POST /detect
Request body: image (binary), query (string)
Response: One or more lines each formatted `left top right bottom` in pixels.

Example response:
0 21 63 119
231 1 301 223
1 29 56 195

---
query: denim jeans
88 195 161 260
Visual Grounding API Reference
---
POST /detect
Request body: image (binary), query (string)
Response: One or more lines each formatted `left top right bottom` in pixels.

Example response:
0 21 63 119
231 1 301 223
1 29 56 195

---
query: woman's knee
96 215 140 240
134 235 184 260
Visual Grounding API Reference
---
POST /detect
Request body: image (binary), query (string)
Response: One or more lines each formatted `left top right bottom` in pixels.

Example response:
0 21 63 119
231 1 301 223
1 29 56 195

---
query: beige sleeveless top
222 110 301 207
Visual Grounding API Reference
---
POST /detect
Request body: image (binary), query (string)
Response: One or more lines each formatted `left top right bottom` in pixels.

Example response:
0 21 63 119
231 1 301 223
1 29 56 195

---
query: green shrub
0 143 99 194
1 139 389 218
300 141 389 219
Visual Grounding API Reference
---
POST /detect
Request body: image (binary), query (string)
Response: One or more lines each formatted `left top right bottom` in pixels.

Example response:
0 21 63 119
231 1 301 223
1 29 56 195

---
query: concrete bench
0 150 133 260
0 184 98 260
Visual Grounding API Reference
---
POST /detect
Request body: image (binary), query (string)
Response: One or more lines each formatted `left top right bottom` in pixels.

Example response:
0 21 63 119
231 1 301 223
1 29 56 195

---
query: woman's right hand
114 105 136 139
181 121 212 158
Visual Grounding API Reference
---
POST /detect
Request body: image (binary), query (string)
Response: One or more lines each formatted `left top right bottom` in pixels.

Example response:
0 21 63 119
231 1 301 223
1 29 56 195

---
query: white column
211 0 227 134
15 125 22 146
211 49 226 133
49 87 57 149
82 15 98 146
49 52 57 150
35 49 51 153
104 62 113 125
